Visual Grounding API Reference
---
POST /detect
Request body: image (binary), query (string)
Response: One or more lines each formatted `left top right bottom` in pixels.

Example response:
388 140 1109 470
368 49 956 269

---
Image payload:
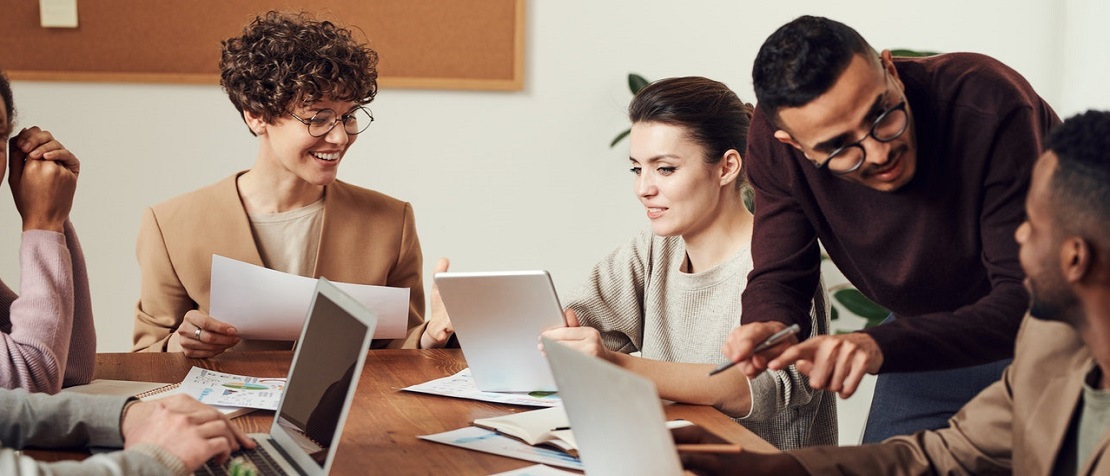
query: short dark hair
628 76 754 187
1046 110 1110 247
0 69 15 138
219 11 379 135
752 15 875 123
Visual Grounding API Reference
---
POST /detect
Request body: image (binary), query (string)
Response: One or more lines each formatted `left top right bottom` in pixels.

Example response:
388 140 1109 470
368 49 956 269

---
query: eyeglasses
814 100 909 175
289 106 374 138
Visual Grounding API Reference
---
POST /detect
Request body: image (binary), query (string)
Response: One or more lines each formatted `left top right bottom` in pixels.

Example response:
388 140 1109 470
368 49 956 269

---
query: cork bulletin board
0 0 525 91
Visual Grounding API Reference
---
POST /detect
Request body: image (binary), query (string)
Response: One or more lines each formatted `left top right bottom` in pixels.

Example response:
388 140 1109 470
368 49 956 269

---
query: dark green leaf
610 128 631 148
628 73 650 94
833 288 890 321
889 49 940 57
862 314 888 329
830 306 839 321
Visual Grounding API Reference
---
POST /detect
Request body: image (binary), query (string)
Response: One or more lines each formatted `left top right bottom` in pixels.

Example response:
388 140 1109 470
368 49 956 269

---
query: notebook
197 277 377 476
540 336 684 475
433 270 566 392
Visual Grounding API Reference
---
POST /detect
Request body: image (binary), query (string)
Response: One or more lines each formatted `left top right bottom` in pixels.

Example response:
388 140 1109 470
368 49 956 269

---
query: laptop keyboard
196 439 286 475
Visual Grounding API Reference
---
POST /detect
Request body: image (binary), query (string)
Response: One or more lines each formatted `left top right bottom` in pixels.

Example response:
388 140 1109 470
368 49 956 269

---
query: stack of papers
403 369 562 407
143 366 286 417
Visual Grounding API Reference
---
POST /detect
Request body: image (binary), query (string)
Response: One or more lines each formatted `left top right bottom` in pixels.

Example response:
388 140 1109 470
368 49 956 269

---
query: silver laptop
199 278 377 475
434 270 566 392
541 336 684 475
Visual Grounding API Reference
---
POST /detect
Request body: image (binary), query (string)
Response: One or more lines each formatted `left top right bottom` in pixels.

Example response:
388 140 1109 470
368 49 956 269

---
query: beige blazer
132 173 425 352
790 315 1110 475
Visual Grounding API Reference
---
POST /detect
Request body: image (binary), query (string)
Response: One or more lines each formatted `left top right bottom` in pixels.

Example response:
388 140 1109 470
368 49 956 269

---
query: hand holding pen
709 324 801 377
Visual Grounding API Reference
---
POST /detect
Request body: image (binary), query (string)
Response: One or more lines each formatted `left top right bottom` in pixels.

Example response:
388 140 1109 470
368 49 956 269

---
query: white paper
39 0 78 28
419 427 583 471
492 463 586 474
488 464 581 476
161 366 286 410
403 369 562 407
209 255 408 340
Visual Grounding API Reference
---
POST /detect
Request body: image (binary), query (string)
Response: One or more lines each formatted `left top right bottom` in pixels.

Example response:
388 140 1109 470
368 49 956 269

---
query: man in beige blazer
676 111 1110 475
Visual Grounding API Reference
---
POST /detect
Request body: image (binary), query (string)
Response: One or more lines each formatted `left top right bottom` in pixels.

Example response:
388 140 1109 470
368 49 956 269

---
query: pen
707 324 801 377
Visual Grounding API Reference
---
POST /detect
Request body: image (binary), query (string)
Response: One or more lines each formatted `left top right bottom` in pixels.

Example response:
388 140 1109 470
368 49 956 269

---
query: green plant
890 48 940 57
610 73 650 148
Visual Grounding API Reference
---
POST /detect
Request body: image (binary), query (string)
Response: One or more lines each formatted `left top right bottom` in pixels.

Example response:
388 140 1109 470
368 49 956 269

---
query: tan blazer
132 173 425 352
790 315 1110 475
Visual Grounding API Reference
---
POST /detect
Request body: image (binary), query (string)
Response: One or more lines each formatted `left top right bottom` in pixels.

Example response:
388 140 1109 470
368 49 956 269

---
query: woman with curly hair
132 11 441 356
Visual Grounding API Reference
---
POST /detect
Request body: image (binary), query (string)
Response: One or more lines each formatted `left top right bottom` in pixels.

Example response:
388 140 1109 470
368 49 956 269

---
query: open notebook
197 277 378 475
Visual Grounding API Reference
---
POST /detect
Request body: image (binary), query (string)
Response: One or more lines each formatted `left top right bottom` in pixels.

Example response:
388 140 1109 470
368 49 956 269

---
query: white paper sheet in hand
209 255 408 340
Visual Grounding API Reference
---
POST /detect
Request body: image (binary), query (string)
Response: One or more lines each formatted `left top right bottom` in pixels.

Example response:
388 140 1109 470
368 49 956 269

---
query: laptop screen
274 283 373 469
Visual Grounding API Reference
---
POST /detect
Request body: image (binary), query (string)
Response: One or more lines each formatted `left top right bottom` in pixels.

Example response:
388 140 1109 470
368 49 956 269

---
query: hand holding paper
209 255 408 340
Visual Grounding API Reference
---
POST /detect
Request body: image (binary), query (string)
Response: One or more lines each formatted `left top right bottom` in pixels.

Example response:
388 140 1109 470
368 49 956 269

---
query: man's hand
121 395 255 470
721 321 799 379
769 332 883 398
538 309 616 363
8 127 80 232
420 257 455 349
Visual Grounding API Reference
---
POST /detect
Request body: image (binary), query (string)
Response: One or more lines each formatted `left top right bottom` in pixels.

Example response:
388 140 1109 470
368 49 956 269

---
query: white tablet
433 270 566 392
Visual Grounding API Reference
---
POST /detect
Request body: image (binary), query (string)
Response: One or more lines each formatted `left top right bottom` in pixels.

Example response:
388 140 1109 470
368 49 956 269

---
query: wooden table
51 349 774 474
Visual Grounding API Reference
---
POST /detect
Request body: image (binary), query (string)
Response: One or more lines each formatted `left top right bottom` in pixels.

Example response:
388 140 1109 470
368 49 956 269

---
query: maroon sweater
742 53 1060 372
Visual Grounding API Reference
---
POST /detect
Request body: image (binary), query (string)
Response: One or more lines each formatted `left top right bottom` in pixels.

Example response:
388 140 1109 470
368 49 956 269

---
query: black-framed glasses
814 100 909 175
289 106 374 138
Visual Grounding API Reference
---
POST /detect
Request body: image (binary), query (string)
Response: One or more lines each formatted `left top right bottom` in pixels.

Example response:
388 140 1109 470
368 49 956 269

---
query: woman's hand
177 309 241 358
420 257 456 349
8 127 80 232
538 309 615 363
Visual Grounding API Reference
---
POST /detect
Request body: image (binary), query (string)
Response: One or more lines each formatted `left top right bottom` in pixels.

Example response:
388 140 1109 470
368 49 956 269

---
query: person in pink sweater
0 70 95 393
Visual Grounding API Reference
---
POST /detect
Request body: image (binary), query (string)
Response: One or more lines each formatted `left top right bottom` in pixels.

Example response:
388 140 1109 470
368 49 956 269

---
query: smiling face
774 52 918 192
248 98 361 187
1015 152 1080 323
629 121 729 240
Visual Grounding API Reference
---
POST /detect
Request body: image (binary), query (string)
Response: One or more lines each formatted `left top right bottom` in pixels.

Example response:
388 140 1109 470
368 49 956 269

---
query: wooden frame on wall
0 0 525 91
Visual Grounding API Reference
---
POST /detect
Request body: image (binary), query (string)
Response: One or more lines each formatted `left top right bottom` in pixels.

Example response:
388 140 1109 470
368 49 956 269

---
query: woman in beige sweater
541 77 836 450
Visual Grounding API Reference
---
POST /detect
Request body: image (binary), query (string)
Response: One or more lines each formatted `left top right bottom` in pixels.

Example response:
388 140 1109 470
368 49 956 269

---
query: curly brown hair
219 11 379 134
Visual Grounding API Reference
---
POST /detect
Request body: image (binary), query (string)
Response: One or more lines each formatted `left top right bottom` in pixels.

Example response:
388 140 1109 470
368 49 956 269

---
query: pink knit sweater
0 221 96 393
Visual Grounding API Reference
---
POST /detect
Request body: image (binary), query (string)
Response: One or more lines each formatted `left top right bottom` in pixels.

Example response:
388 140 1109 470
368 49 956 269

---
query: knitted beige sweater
565 228 836 450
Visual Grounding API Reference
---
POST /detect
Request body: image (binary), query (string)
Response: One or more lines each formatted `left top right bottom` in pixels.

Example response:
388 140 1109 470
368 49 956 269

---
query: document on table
402 368 562 407
209 255 409 340
488 464 581 476
419 427 584 471
146 366 286 412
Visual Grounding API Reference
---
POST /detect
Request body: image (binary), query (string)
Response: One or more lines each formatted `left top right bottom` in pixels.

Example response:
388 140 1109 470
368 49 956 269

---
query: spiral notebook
64 378 256 418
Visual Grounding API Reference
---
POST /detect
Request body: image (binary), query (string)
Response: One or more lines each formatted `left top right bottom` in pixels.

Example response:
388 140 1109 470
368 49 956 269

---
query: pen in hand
707 324 801 377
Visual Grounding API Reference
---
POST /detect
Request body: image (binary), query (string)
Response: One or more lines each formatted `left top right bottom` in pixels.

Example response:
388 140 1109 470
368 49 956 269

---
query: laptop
198 277 377 475
433 270 566 392
541 336 685 475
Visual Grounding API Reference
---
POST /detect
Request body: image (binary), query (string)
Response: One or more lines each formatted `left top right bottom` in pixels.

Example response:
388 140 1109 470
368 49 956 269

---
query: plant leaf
889 49 940 57
833 288 890 321
610 128 631 148
628 73 650 94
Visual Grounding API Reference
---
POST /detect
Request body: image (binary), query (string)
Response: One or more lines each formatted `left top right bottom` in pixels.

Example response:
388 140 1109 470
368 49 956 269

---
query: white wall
3 0 1107 445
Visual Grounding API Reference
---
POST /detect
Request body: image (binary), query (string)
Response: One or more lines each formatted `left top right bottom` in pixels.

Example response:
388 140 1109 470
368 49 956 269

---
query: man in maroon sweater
722 15 1059 442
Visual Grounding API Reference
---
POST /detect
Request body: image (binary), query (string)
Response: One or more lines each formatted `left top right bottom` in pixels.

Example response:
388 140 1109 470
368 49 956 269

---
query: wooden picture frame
0 0 524 91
